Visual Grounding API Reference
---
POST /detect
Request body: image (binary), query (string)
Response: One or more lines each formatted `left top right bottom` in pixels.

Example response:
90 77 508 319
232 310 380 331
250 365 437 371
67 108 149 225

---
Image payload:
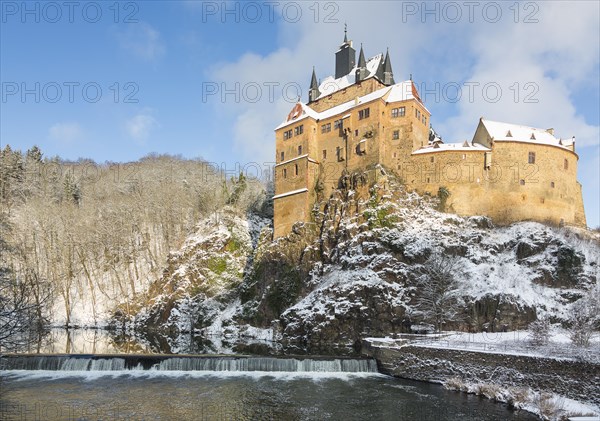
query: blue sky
1 1 598 227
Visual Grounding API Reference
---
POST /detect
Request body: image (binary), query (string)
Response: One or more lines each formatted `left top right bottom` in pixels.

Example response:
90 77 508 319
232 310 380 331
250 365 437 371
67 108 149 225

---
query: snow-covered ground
367 329 600 362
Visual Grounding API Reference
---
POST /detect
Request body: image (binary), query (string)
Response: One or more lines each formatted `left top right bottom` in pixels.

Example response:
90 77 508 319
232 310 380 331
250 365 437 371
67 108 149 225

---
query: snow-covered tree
528 318 551 346
568 287 600 347
414 253 463 332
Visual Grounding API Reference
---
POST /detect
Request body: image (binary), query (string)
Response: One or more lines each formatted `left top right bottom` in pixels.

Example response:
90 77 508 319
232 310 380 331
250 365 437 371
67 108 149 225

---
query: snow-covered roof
412 141 491 155
276 80 426 130
479 119 574 150
272 188 308 200
316 54 383 100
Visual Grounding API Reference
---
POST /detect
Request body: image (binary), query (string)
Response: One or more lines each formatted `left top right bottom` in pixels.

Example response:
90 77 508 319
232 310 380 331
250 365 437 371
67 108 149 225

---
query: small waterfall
0 355 379 373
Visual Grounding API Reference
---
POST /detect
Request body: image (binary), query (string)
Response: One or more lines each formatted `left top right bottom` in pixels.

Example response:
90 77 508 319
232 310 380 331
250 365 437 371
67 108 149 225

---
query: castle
273 30 586 238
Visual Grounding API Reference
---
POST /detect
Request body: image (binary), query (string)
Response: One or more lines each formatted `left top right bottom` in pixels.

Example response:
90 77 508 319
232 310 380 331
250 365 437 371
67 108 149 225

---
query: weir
0 354 379 373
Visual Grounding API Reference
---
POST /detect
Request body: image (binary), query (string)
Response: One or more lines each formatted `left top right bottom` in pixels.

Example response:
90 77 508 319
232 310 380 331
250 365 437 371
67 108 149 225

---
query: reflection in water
0 373 537 421
13 328 355 356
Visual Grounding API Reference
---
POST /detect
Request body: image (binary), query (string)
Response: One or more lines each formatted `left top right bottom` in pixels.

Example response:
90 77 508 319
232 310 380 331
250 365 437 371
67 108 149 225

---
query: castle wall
273 191 312 238
404 141 585 227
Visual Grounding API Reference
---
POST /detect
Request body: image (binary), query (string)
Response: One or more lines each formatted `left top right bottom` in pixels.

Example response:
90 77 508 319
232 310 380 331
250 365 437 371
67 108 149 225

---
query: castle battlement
273 31 586 238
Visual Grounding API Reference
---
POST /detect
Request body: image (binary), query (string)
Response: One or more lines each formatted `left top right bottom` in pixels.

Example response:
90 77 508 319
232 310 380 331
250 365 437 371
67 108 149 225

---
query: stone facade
273 37 586 238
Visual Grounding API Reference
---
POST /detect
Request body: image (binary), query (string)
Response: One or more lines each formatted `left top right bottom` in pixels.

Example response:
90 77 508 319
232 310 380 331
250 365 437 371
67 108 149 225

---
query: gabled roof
314 54 384 101
479 119 574 149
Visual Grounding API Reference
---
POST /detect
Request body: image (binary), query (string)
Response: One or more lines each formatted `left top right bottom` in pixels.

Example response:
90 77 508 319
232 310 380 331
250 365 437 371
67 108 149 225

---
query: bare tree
568 288 599 347
414 253 463 332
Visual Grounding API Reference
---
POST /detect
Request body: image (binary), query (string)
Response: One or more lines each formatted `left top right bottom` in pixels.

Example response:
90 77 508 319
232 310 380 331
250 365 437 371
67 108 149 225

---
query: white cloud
125 110 158 142
116 22 166 61
48 122 83 143
437 1 600 148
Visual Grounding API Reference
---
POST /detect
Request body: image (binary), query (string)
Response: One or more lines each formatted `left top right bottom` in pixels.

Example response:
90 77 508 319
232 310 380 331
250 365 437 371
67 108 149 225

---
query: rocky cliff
116 168 599 353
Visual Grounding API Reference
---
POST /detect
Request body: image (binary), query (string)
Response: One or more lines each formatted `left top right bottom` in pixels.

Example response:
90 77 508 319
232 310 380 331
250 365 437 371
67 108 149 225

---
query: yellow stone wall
404 141 586 227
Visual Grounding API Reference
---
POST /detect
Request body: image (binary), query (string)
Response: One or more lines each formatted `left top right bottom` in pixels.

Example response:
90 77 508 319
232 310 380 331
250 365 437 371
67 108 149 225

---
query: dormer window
506 130 512 137
530 133 536 140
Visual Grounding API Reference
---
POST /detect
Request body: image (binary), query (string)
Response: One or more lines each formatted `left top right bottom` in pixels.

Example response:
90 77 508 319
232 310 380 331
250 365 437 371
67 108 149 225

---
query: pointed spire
343 23 348 43
355 43 368 83
308 66 321 103
383 48 395 85
310 66 318 90
358 44 366 67
384 48 393 73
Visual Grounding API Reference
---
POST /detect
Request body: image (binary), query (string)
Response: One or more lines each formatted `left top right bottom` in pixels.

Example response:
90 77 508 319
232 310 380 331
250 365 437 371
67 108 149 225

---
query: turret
382 48 395 85
355 44 368 83
308 67 320 103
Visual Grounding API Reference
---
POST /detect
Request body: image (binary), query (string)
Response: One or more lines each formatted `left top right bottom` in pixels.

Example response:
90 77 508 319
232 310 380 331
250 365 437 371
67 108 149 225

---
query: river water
0 330 538 420
0 371 536 420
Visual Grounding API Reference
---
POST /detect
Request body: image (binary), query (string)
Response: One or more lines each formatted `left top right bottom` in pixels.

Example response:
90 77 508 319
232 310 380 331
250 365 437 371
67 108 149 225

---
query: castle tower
335 25 356 78
355 44 368 82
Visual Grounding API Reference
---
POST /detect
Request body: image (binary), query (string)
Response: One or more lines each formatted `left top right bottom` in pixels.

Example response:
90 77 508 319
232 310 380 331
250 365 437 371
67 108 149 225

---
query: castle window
551 181 555 188
322 150 327 159
355 129 358 136
336 146 344 161
528 152 536 164
334 119 343 130
430 157 434 163
358 108 370 120
295 164 298 176
393 152 397 158
283 129 292 140
280 151 284 162
392 130 399 140
298 145 302 155
520 179 525 185
321 123 331 133
283 168 287 178
294 125 304 136
391 107 406 118
416 109 421 119
540 198 545 204
391 107 405 118
564 159 569 170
